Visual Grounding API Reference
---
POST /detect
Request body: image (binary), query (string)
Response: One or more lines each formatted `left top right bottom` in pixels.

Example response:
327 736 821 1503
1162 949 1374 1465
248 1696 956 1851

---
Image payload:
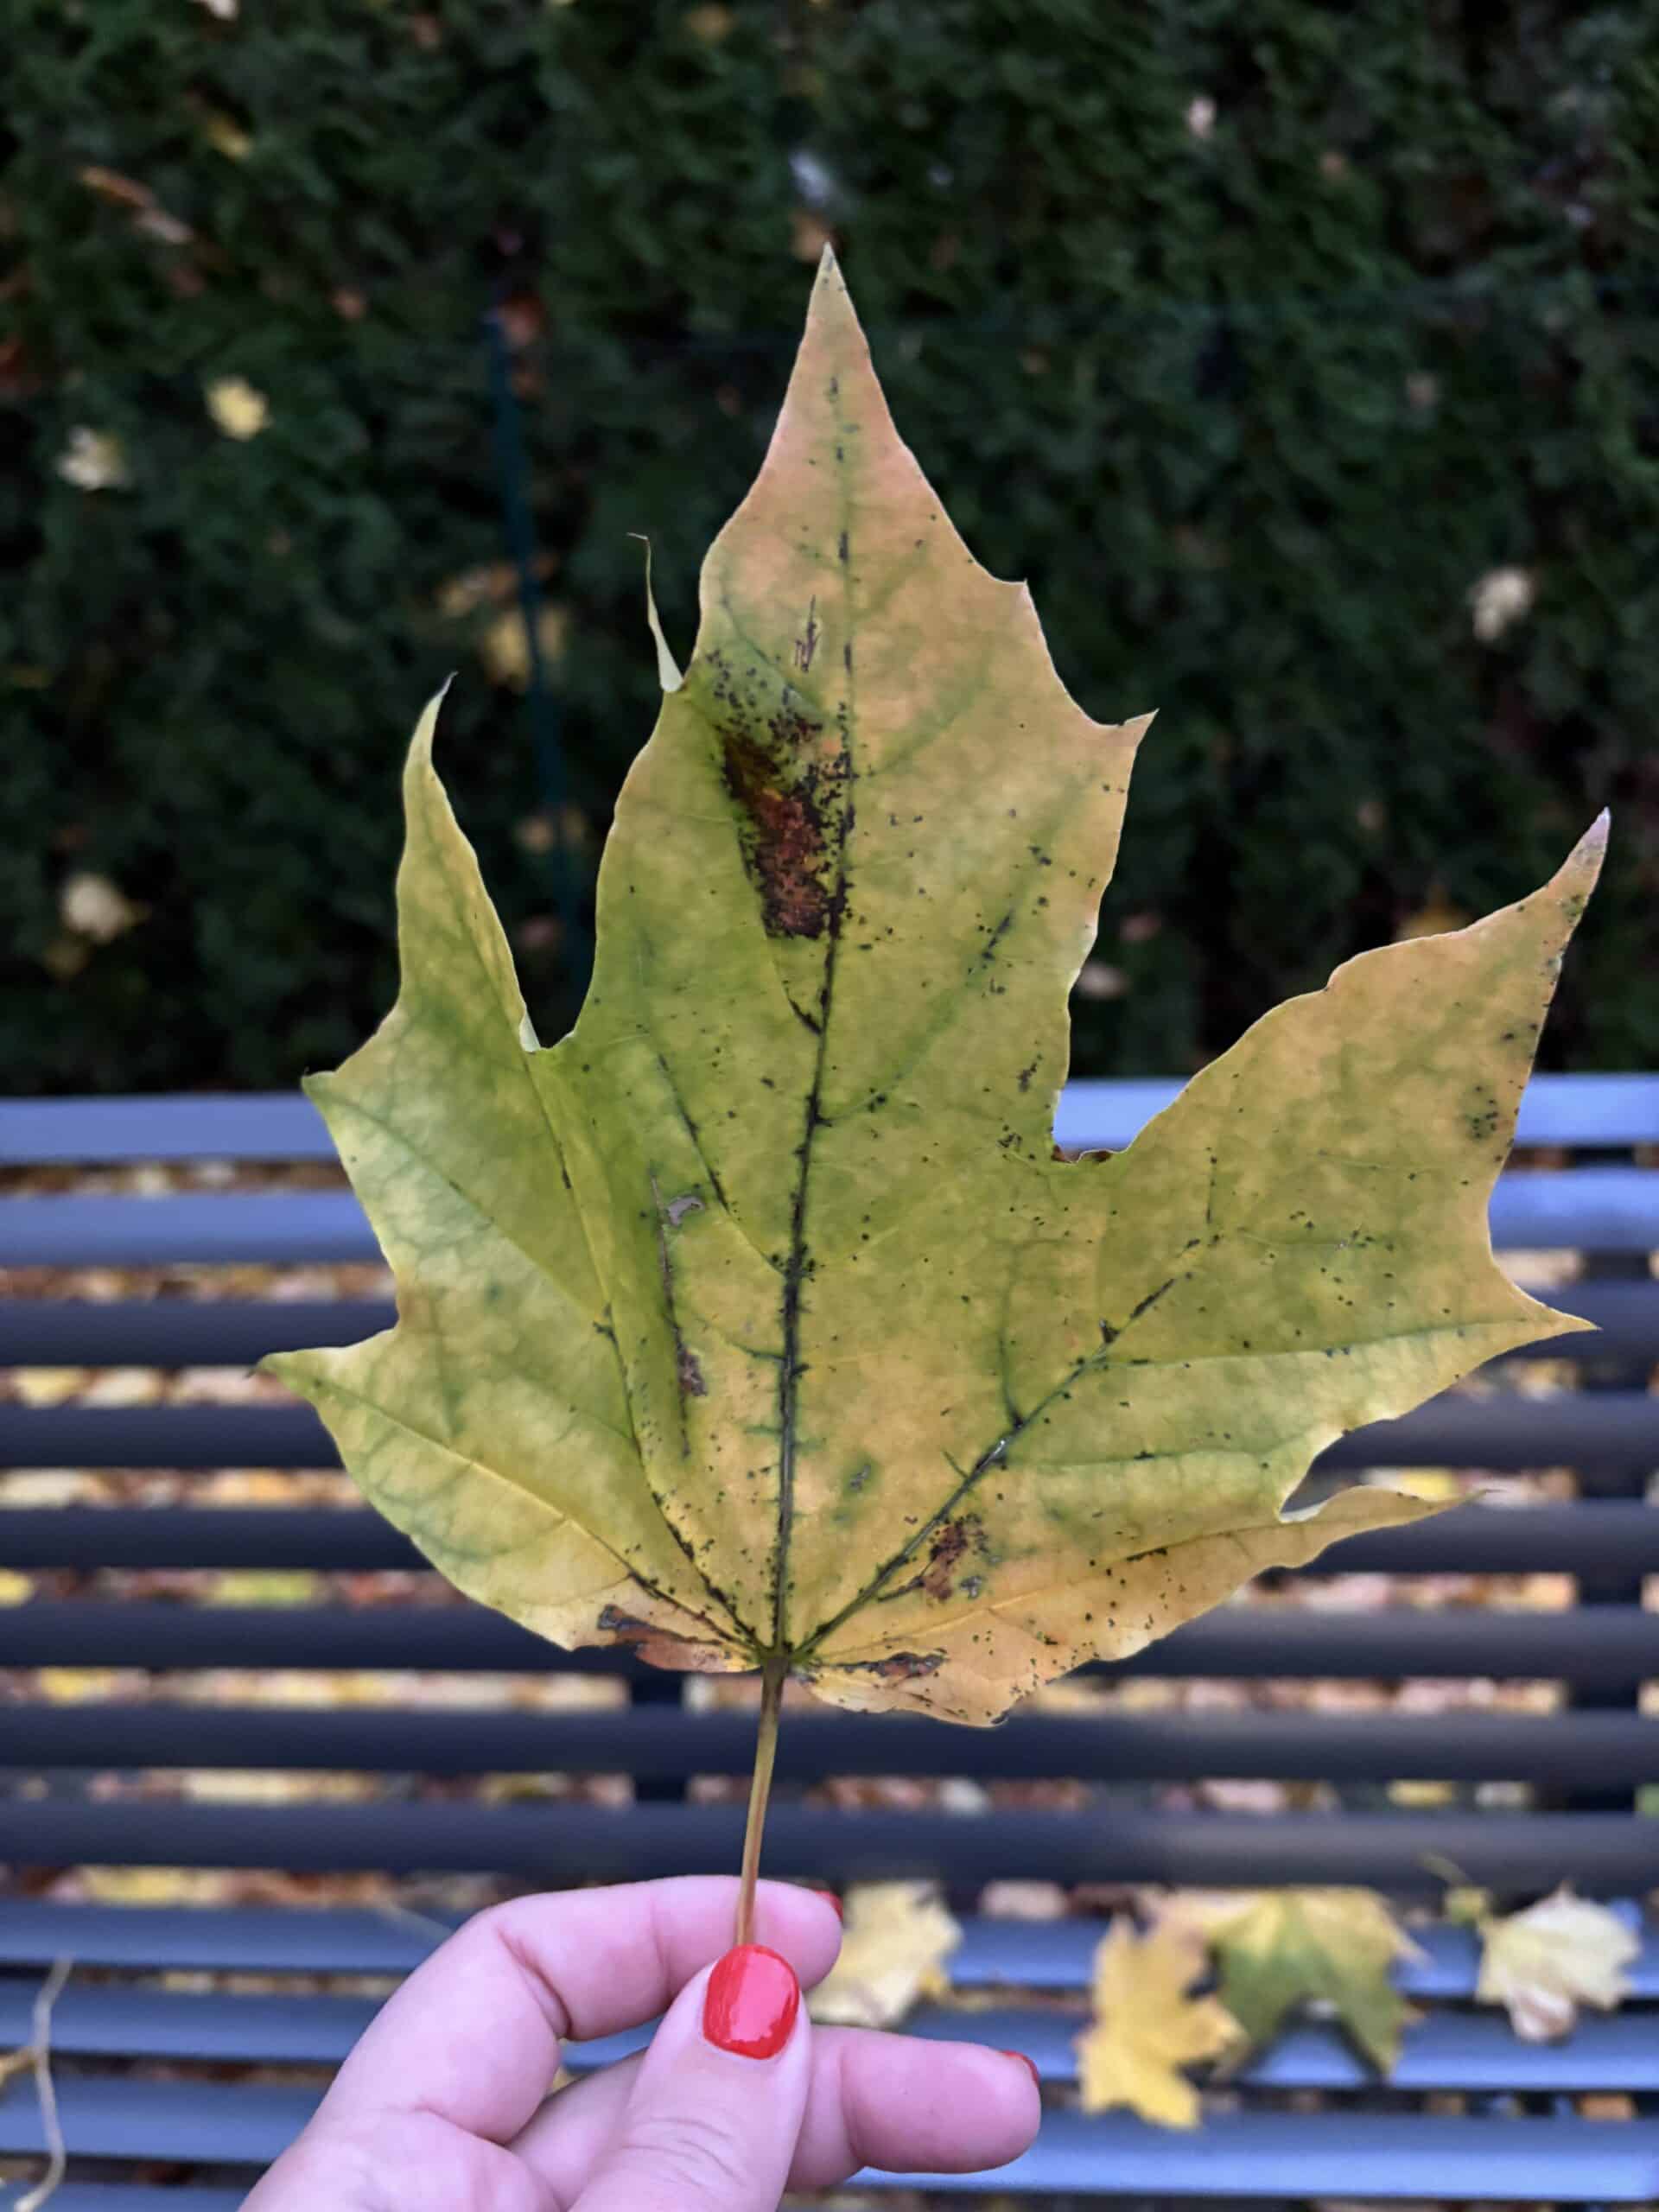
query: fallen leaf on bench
808 1880 961 2027
1077 1919 1240 2128
207 1569 323 1607
1204 1888 1421 2072
80 1366 166 1407
37 1668 135 1707
8 1369 90 1408
1475 1886 1638 2041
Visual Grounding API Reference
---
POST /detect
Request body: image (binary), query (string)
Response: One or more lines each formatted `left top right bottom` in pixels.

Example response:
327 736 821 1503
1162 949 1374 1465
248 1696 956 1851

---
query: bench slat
2 1904 1652 1996
4 1598 1652 1681
936 2111 1659 2202
1 2080 1653 2201
945 1909 1659 1997
0 1801 1653 1890
15 2192 247 2212
10 1703 1659 1786
4 1500 1656 1575
3 1299 397 1366
16 1498 1659 1577
9 1168 1659 1267
1054 1072 1659 1153
908 2004 1659 2092
8 1389 1659 1474
0 1094 335 1166
0 2074 316 2165
12 1281 1656 1368
0 1978 1653 2091
10 1075 1659 1165
0 1900 461 1974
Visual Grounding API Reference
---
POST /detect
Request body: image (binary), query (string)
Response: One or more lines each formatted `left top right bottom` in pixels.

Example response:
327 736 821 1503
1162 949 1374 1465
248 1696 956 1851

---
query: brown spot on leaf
598 1604 657 1643
597 1605 734 1674
919 1515 983 1600
679 1344 707 1396
716 679 849 938
859 1649 945 1681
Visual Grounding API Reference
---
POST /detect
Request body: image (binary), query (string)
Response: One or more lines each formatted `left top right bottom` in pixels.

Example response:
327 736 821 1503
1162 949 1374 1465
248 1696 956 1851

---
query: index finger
319 1878 844 2145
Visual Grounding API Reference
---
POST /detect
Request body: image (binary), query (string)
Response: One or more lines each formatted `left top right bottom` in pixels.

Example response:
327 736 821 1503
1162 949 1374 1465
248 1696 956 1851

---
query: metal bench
3 1078 1656 2204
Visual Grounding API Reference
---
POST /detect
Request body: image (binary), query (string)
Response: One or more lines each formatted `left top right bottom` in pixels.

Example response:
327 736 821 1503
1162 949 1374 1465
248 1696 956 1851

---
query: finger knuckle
621 2104 753 2202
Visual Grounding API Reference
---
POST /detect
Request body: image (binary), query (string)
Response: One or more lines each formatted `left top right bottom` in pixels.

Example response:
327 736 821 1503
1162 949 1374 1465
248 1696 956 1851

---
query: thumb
571 1942 810 2212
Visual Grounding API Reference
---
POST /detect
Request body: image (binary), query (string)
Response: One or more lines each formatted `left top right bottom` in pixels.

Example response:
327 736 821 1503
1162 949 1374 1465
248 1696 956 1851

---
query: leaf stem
734 1654 788 1948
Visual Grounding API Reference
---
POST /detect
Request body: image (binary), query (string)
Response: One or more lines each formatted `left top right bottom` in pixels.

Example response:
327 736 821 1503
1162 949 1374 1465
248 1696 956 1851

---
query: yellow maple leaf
808 1881 960 2027
1477 1887 1638 2042
1076 1921 1240 2128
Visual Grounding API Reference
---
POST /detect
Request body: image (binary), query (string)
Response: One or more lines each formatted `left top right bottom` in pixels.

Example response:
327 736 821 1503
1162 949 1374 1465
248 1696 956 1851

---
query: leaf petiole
734 1652 788 1949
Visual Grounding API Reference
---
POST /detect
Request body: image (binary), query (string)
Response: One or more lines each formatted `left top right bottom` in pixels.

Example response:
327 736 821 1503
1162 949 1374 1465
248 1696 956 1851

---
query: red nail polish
704 1944 800 2059
810 1888 844 1919
1001 2048 1040 2088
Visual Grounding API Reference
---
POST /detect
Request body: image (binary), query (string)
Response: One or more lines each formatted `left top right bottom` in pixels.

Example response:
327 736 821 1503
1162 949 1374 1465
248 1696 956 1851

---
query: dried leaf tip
629 534 683 694
1554 809 1610 896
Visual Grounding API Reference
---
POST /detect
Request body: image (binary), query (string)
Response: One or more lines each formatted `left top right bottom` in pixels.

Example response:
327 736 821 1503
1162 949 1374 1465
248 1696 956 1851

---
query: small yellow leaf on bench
1077 1920 1240 2129
808 1881 960 2027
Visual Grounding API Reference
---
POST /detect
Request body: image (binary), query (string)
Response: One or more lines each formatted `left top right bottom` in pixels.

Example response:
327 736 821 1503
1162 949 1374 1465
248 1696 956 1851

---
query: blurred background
4 0 1657 1096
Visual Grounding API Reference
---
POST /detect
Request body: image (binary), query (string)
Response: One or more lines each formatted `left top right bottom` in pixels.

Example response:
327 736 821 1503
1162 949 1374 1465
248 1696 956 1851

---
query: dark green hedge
5 0 1658 1094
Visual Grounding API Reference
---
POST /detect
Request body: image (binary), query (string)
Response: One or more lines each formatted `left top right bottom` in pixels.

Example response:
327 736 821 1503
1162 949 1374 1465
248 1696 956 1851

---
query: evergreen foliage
4 0 1656 1092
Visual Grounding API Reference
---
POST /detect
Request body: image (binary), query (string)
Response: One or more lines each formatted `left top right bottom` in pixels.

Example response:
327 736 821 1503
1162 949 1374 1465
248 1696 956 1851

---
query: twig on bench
10 1955 73 2212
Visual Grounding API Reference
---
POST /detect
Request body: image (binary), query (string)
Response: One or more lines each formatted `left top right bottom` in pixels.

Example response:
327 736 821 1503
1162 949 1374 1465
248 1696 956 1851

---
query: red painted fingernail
1001 2048 1040 2088
810 1887 844 1919
704 1944 800 2059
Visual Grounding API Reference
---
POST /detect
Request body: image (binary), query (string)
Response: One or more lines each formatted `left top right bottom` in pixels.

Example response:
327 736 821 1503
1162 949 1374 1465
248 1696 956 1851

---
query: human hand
244 1876 1040 2211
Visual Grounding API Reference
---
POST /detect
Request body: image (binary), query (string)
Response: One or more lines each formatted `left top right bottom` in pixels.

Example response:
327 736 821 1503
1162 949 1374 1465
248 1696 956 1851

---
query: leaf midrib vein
770 403 858 1657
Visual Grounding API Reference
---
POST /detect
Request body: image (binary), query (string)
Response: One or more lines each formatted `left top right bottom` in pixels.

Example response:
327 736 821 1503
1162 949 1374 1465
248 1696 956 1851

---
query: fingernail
1001 2048 1040 2088
810 1887 844 1919
704 1944 800 2060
